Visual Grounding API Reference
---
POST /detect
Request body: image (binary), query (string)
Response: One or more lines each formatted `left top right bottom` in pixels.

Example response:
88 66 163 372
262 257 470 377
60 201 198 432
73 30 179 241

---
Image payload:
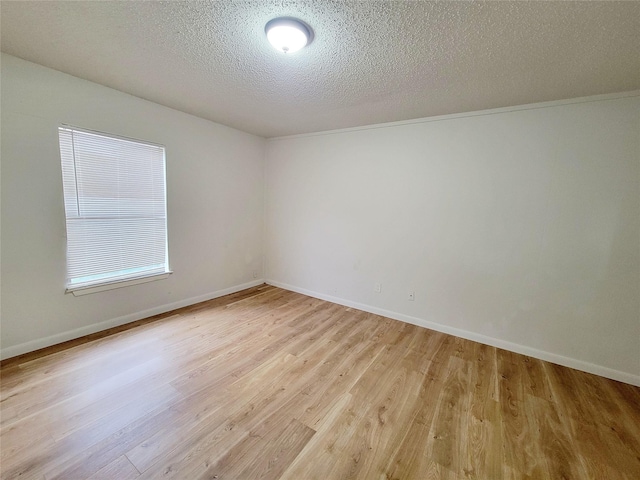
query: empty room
1 1 639 479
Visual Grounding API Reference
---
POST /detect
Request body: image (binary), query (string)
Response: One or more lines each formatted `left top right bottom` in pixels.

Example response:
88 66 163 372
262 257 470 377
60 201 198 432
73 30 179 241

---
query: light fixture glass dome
265 18 313 54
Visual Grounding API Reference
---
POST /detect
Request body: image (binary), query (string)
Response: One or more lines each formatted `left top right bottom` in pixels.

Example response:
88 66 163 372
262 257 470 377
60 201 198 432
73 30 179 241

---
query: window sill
66 271 173 296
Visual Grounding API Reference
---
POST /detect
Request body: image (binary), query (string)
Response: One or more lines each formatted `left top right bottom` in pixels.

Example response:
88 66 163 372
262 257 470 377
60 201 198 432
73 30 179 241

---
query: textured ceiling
1 1 639 138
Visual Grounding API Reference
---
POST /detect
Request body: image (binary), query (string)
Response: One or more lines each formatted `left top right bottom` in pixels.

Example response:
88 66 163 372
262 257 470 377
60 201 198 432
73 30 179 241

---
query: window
59 126 170 295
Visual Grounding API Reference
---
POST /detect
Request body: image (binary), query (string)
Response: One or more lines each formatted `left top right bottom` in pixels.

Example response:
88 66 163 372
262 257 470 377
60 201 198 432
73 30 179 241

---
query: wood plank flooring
1 285 639 479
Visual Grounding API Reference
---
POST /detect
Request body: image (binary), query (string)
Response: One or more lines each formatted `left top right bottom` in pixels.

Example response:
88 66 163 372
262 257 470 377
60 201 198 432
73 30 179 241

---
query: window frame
58 125 172 296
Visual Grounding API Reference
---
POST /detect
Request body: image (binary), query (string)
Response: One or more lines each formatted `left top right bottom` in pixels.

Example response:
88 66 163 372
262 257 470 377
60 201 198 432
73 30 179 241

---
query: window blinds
58 127 169 291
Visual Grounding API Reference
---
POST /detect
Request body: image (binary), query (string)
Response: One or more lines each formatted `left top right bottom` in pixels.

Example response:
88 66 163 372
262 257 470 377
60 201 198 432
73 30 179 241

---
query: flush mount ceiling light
265 17 313 54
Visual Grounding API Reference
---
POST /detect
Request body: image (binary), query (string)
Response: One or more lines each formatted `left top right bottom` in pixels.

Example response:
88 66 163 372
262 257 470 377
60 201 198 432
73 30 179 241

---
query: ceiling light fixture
265 17 313 54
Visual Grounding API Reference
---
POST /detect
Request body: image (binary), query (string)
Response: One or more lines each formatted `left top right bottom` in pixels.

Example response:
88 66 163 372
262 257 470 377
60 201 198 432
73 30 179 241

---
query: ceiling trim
268 90 640 141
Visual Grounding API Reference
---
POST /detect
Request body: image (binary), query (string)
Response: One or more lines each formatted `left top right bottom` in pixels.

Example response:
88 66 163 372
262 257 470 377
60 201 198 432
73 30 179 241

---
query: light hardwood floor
1 285 639 479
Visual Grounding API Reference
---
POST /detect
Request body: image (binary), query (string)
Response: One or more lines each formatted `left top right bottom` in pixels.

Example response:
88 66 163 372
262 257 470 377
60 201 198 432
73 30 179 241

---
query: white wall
265 94 640 385
1 54 265 358
2 53 638 386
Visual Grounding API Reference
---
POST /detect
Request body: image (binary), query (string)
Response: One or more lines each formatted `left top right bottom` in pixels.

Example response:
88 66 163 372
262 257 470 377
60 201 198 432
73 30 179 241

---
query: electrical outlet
408 291 415 301
252 270 258 279
374 283 382 293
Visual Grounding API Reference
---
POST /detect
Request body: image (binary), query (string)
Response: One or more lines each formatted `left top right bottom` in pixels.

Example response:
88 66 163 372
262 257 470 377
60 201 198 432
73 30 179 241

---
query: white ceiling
1 1 639 138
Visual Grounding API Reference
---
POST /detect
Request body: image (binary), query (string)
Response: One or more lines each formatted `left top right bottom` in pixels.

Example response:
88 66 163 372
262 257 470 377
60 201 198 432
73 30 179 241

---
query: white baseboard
266 279 640 387
0 279 265 361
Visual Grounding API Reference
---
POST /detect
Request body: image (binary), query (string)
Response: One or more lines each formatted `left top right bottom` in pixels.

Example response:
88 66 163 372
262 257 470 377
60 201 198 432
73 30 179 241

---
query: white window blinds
59 126 169 292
